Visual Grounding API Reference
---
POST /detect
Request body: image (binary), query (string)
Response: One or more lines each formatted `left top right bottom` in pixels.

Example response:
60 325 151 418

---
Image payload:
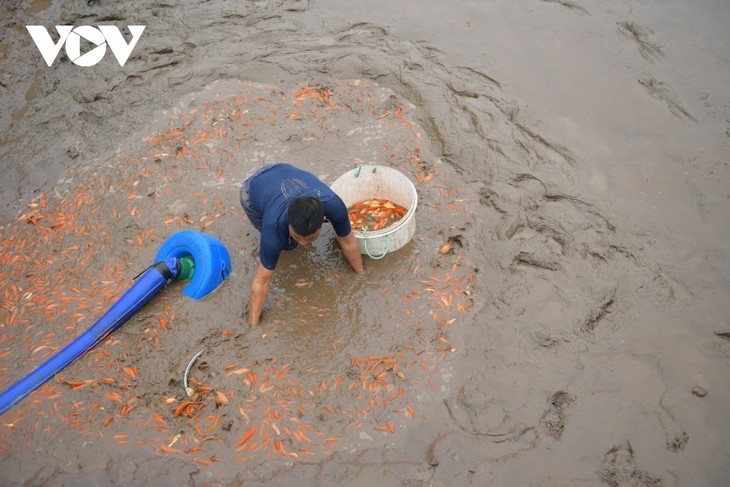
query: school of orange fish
347 198 408 232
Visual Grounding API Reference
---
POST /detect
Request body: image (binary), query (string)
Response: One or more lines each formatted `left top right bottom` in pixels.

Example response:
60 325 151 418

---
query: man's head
288 196 324 245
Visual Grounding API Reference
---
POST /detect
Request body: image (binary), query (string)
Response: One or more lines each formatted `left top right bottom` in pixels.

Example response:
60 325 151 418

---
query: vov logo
26 25 145 67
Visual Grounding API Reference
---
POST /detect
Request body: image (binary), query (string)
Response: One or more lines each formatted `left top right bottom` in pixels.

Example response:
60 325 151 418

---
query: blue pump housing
155 230 231 300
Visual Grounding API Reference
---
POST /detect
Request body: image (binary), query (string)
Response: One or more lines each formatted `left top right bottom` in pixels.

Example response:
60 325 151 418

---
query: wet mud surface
1 0 729 486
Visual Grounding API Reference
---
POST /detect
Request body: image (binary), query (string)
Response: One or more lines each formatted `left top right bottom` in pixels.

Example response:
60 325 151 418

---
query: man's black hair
288 196 324 236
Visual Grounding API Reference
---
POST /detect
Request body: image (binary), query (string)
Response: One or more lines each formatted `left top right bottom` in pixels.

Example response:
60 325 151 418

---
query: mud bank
1 0 728 486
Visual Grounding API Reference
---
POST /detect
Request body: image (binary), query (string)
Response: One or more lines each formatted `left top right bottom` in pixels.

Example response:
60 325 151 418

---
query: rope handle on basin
363 234 390 260
353 165 377 178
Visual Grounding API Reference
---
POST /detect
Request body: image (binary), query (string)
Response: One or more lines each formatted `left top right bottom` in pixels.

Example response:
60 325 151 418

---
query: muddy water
1 0 729 486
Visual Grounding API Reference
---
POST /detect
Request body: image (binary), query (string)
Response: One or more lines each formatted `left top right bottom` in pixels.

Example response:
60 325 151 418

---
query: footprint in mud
539 390 576 440
481 173 616 264
666 431 689 453
598 441 663 487
638 74 696 122
617 21 664 63
580 287 615 333
444 374 536 447
540 0 590 15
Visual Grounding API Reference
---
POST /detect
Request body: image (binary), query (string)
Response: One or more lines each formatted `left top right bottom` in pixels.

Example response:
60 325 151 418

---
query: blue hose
0 259 177 416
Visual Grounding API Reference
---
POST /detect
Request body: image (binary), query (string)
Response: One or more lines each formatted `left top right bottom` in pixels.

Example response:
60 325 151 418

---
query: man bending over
240 162 365 325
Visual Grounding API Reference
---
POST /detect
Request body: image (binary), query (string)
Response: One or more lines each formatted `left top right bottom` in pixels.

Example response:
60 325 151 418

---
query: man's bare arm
249 261 274 325
337 232 365 275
